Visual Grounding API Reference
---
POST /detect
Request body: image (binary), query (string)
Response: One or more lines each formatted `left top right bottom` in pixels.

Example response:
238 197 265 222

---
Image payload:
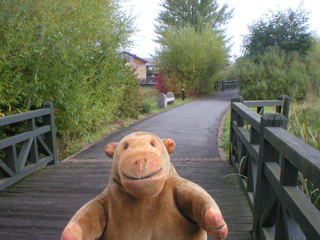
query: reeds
289 108 320 210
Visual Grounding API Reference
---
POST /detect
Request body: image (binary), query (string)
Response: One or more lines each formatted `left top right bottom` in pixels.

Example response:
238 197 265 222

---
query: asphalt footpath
71 89 239 160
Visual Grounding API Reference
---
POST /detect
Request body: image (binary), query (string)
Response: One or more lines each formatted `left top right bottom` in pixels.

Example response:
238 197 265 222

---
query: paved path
73 89 238 160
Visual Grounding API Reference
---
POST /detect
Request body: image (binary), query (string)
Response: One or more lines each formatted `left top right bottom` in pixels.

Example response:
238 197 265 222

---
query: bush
155 74 168 94
236 47 318 100
0 0 147 142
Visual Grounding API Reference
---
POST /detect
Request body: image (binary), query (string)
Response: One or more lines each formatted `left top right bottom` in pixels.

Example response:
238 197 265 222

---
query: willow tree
155 25 229 95
154 0 232 95
155 0 232 37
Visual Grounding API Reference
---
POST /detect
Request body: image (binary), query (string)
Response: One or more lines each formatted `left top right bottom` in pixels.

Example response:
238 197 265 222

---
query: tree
154 0 232 95
235 46 320 101
155 0 233 38
155 25 229 95
0 0 146 140
243 8 314 55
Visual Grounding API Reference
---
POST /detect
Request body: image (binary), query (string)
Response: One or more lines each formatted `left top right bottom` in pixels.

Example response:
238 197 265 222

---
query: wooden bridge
0 95 319 240
0 158 253 240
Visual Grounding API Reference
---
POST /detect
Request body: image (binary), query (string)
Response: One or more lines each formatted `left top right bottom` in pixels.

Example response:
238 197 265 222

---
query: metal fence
230 95 320 239
139 77 156 87
0 102 58 191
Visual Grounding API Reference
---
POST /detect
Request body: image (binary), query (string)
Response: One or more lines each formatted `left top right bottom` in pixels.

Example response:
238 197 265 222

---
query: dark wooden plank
243 100 282 108
0 126 51 149
265 127 320 186
0 109 50 127
232 102 261 131
0 160 253 240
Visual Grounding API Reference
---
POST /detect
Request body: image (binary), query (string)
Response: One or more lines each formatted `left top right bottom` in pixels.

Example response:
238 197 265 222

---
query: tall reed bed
289 91 320 210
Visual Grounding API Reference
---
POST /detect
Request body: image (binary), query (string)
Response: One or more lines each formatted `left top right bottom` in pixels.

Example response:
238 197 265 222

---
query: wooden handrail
0 102 58 191
229 95 320 240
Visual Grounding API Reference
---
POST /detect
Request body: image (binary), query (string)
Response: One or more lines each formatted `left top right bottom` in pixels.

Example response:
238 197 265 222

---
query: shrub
236 47 314 100
155 74 168 94
0 0 147 142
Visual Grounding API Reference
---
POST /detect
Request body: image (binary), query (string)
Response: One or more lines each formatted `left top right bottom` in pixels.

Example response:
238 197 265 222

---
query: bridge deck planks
0 160 252 240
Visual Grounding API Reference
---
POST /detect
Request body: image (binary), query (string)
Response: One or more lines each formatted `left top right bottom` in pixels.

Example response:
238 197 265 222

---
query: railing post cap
277 95 290 100
231 95 244 102
261 113 288 128
42 102 54 109
261 112 287 120
261 113 286 121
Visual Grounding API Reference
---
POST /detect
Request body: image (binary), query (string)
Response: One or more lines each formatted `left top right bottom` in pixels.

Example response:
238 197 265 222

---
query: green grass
220 111 231 162
140 88 192 114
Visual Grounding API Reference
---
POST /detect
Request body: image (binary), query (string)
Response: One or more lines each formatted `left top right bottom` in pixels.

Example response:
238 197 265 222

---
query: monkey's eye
124 144 129 149
150 142 155 147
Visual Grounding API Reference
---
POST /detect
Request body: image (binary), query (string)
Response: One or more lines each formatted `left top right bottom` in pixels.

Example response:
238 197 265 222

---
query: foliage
313 38 320 55
221 64 238 82
154 25 229 96
236 7 319 101
289 90 320 150
154 0 232 96
235 47 320 100
243 7 314 56
0 0 146 142
155 0 233 38
288 92 320 210
155 74 168 94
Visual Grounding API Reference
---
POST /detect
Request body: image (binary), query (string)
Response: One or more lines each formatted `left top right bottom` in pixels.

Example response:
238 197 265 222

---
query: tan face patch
117 134 166 198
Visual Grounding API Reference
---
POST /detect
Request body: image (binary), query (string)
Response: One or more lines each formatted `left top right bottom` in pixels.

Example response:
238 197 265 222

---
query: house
122 52 148 79
144 58 159 79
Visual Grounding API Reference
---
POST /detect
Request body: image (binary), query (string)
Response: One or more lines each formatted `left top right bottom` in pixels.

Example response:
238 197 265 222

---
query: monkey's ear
162 138 176 155
105 142 118 158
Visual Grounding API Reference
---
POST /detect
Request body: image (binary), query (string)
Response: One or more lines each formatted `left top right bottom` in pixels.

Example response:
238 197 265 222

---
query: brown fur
62 132 228 240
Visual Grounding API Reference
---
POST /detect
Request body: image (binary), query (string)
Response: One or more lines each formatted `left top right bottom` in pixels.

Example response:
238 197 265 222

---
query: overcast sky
122 0 320 60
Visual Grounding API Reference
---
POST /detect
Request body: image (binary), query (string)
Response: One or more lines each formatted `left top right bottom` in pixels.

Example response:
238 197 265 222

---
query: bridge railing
0 102 58 191
215 80 238 91
139 77 156 87
230 95 320 240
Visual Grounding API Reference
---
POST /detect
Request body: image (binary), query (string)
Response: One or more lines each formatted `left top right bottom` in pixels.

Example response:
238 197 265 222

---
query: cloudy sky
122 0 320 59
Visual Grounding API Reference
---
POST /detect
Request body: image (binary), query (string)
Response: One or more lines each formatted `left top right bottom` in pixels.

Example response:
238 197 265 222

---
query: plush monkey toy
62 131 227 240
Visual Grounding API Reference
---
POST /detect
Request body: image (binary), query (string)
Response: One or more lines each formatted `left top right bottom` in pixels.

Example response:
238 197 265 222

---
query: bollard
182 87 185 100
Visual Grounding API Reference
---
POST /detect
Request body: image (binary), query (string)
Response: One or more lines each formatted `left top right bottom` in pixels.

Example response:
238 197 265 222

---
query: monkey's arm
176 180 228 240
61 192 108 240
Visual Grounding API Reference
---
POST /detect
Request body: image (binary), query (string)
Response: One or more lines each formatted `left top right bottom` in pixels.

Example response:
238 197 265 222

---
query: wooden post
276 95 291 119
247 126 259 194
42 102 58 165
252 113 288 239
229 95 244 165
5 145 18 174
28 118 39 164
